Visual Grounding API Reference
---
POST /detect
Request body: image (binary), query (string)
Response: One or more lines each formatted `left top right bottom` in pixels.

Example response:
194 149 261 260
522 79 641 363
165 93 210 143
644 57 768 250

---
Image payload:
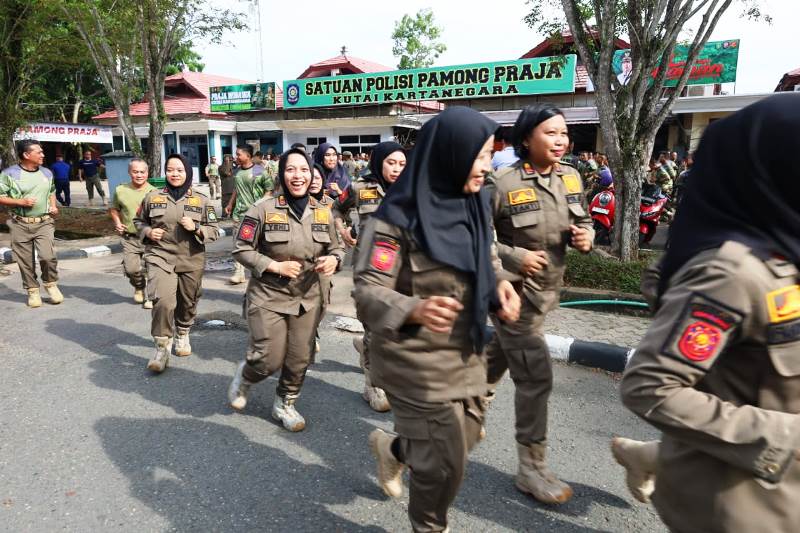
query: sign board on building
210 82 277 112
613 39 740 87
282 55 577 109
13 122 113 144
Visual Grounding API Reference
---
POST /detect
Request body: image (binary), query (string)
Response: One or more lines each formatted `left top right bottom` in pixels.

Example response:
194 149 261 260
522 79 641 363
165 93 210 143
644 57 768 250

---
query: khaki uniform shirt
353 218 510 403
621 241 800 533
134 188 220 273
488 161 594 312
205 163 219 177
232 195 345 315
332 177 386 236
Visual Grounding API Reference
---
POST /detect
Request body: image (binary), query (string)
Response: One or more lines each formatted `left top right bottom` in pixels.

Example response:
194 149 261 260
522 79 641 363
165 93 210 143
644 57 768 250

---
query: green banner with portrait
612 39 740 87
282 55 576 109
209 82 277 112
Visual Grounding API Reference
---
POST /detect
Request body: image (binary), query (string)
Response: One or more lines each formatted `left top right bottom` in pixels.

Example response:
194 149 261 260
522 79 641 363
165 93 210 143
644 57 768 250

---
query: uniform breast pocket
183 206 203 222
148 207 167 221
408 251 462 300
358 202 379 215
511 210 541 228
767 342 800 377
568 203 587 218
312 228 331 244
263 229 290 242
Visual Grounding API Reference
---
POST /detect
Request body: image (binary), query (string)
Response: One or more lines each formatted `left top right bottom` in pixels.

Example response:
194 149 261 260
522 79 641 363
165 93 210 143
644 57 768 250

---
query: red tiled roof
298 54 394 79
520 29 629 63
775 66 800 92
93 71 254 120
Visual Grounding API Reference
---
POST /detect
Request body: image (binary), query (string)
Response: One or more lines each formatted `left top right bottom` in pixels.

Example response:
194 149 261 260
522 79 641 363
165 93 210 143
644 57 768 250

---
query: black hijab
164 154 193 201
311 163 326 201
313 142 348 190
278 148 313 219
366 141 404 190
375 106 499 352
659 93 800 296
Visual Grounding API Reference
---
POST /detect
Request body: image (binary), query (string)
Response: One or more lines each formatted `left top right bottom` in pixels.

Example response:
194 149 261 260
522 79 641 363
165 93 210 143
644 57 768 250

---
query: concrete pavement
0 238 663 532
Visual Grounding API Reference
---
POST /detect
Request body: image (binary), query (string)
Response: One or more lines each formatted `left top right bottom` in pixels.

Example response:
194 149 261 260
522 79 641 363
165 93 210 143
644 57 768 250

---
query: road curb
1 228 227 264
546 333 634 373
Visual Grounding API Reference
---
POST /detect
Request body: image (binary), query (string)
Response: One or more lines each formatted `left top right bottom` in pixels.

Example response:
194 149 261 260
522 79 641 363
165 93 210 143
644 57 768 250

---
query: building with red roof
775 67 800 92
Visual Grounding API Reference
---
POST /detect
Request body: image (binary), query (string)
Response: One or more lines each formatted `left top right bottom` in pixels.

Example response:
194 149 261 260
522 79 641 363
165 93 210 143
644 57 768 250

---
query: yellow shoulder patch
359 188 379 200
561 174 582 194
314 208 330 224
508 188 537 205
767 285 800 323
266 212 288 223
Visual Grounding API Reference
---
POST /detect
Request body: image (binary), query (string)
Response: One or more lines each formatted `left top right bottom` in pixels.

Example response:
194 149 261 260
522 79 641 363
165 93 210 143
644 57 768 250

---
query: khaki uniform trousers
9 217 58 289
242 301 322 399
208 175 221 199
389 394 484 533
85 176 105 200
147 264 203 337
121 233 146 289
486 296 552 445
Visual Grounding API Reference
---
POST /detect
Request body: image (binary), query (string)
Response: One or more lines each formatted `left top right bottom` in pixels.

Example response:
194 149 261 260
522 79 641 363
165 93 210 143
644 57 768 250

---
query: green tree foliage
525 0 766 261
391 8 447 70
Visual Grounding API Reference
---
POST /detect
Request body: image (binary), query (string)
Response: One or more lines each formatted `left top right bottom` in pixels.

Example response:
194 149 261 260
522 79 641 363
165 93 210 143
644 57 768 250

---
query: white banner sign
13 122 113 144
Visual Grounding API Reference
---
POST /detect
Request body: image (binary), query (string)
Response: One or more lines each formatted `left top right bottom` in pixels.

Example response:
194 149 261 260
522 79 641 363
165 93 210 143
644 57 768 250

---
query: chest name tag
149 202 167 210
561 174 582 194
566 194 582 204
183 205 202 214
265 223 290 232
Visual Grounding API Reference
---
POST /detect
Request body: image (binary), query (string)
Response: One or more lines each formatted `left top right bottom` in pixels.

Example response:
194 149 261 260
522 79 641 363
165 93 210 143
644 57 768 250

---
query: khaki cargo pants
147 265 203 337
486 296 552 445
121 233 146 290
242 300 322 399
207 175 221 199
9 217 58 290
388 394 484 533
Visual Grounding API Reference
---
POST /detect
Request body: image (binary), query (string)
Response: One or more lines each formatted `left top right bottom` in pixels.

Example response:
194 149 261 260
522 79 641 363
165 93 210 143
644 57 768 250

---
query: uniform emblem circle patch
370 244 397 272
678 321 722 361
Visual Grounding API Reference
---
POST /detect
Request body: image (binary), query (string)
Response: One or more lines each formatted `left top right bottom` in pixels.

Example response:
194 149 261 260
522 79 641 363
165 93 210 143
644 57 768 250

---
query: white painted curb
82 245 112 257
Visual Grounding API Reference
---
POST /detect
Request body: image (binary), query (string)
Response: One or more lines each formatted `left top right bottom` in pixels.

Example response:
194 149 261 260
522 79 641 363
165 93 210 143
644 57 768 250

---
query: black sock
390 437 404 463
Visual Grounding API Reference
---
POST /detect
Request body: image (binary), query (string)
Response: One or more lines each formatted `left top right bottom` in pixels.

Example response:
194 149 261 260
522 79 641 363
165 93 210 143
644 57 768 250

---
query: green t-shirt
233 164 274 220
206 163 219 176
113 182 156 234
0 165 56 217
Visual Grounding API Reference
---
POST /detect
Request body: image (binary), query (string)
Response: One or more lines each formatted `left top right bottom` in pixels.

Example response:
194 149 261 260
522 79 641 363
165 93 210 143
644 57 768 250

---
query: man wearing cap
342 151 358 178
205 156 221 200
0 140 63 307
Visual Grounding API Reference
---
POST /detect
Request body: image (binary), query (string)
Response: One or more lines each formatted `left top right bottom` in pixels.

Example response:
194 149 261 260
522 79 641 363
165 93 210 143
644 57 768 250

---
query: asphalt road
0 238 663 532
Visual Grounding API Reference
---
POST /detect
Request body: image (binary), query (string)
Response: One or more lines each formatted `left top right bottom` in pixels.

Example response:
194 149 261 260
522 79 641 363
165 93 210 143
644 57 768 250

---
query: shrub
563 250 655 294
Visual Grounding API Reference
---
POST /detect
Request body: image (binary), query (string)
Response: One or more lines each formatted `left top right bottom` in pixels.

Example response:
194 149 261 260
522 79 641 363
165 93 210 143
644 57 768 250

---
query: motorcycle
639 183 669 247
589 186 616 245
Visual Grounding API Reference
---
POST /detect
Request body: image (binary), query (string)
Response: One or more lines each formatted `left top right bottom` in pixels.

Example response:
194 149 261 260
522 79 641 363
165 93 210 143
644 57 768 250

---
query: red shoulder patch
370 241 398 272
236 216 259 244
678 321 723 362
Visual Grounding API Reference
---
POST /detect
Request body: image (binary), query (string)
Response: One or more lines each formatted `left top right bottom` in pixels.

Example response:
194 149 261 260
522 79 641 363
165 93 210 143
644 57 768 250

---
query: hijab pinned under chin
278 148 314 219
658 93 800 296
375 106 499 352
164 153 193 201
367 141 404 190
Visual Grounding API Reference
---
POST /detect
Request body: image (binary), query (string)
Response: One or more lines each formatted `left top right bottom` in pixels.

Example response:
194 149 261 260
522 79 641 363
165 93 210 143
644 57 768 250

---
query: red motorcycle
589 187 616 245
639 183 669 246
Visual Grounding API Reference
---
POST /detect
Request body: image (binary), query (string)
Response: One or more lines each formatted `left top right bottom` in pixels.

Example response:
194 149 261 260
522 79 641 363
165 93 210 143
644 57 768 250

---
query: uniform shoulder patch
522 162 536 175
206 206 218 222
237 216 259 244
277 195 287 206
266 212 288 223
370 238 400 273
187 197 202 207
663 293 744 366
508 188 537 205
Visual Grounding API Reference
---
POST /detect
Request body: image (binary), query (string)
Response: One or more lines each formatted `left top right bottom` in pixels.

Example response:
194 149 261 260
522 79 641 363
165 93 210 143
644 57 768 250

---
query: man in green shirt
109 158 156 307
0 140 63 307
224 144 274 284
205 156 220 200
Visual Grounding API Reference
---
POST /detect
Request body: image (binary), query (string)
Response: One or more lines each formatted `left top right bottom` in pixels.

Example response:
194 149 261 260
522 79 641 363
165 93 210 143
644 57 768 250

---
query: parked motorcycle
639 183 669 246
589 170 615 245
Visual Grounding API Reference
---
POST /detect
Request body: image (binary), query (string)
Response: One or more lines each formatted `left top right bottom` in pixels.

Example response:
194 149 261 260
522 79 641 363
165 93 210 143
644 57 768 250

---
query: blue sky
198 0 797 95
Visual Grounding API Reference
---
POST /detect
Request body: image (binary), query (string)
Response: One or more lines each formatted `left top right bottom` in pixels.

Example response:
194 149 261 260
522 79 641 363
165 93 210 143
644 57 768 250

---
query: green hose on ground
560 299 649 309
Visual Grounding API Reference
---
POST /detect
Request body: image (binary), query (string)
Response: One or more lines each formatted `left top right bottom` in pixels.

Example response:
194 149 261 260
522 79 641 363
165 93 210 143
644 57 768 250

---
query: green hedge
563 250 653 294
